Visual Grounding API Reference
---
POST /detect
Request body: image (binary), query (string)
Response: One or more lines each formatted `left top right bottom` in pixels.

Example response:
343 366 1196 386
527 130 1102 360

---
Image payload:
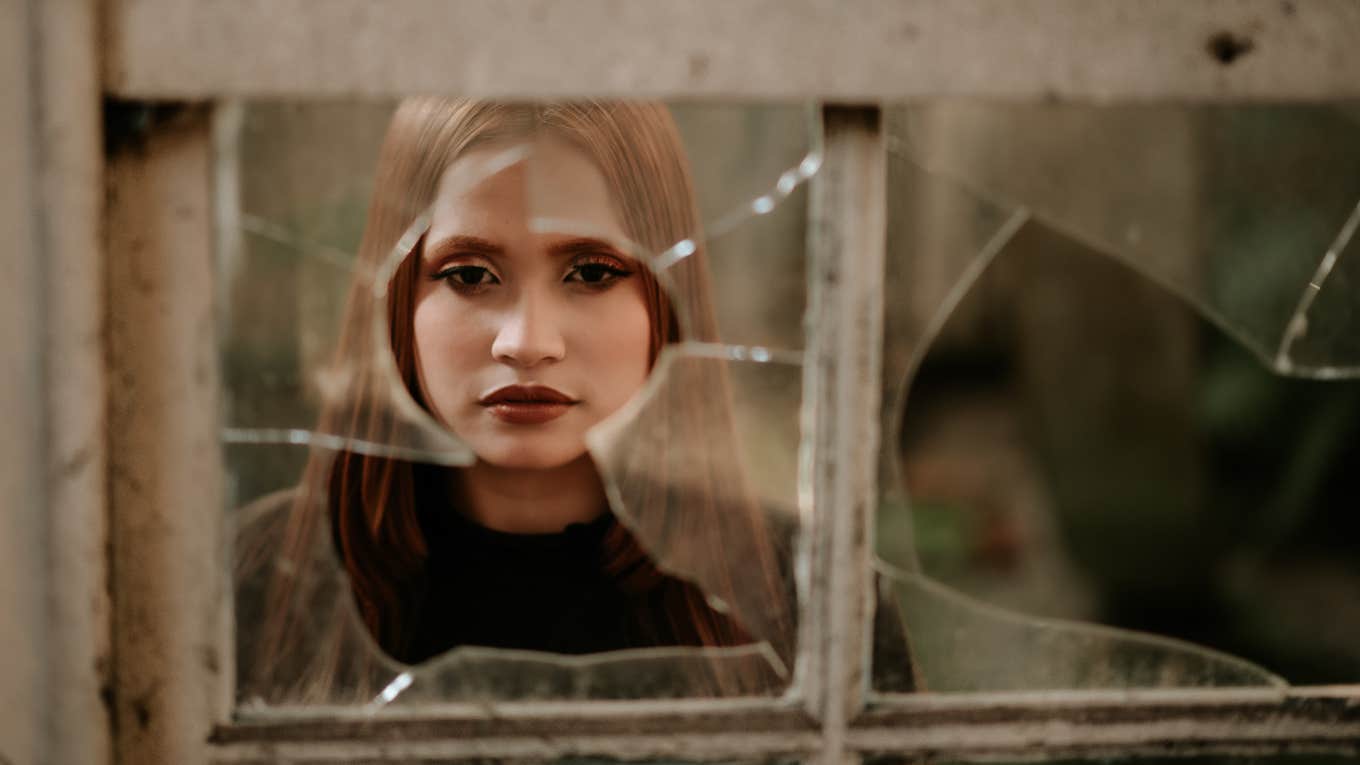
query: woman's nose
490 291 566 367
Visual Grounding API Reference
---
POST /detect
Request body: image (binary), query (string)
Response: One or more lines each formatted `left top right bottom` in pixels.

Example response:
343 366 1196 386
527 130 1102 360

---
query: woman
234 99 802 704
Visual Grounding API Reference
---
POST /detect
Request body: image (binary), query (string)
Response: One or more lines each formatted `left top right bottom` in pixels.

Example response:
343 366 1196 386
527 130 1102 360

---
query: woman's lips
478 384 577 425
485 402 572 425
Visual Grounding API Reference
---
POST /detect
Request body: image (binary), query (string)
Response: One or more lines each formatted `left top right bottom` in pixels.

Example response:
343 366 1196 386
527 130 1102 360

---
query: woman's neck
454 455 608 534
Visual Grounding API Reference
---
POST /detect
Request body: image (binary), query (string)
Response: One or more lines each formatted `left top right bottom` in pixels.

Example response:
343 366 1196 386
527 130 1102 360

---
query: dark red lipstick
478 384 578 425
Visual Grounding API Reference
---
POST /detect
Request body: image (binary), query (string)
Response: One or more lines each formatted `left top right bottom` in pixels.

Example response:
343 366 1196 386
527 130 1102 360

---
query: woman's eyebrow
425 234 504 260
548 237 627 259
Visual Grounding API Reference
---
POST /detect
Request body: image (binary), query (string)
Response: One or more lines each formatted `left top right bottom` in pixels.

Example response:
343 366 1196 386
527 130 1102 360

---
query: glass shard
878 140 1031 572
875 562 1282 693
892 103 1360 378
587 349 804 662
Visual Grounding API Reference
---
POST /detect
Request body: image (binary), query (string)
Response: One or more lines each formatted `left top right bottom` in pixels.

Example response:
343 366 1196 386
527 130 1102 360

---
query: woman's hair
240 99 793 702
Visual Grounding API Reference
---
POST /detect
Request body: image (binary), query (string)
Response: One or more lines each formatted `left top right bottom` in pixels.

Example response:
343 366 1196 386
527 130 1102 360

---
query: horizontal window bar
214 706 818 763
218 699 812 742
855 686 1360 761
211 687 1360 761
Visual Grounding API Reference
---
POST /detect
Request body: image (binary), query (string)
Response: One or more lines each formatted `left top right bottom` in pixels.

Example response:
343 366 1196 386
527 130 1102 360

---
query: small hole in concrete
1207 31 1255 65
688 53 710 79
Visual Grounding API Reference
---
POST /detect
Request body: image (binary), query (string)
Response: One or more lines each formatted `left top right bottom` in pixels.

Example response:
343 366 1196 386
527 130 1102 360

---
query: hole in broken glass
226 100 811 705
885 226 1360 689
874 104 1360 691
877 225 1294 692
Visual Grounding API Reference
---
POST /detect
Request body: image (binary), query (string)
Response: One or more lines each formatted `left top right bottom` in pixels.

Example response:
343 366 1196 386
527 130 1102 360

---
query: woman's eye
435 265 499 290
566 261 632 287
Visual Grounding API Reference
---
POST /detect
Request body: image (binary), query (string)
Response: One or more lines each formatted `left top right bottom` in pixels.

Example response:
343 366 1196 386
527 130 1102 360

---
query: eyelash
564 256 634 289
431 264 500 295
431 255 634 294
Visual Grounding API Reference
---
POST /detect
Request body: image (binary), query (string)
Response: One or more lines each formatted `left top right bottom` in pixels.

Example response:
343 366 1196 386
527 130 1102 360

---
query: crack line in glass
899 206 1029 391
220 428 471 465
656 150 823 274
1276 197 1360 375
239 213 361 274
679 342 804 366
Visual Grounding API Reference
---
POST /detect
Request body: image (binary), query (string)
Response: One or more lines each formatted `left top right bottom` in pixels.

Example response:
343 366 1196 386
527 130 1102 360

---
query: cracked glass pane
891 103 1360 378
524 103 817 353
223 100 810 705
220 103 471 466
874 104 1360 694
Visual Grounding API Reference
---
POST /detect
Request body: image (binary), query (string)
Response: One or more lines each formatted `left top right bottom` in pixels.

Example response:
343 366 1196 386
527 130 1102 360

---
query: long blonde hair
239 99 793 702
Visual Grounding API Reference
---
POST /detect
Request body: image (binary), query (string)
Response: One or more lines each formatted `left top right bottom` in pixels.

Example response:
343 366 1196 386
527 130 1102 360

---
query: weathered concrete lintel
105 0 1360 101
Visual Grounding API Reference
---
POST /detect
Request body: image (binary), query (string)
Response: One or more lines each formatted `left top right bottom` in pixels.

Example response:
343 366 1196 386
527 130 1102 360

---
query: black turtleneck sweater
404 509 663 663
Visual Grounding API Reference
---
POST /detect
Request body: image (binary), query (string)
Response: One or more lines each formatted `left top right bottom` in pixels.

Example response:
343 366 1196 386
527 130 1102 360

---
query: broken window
220 100 815 706
221 100 1360 709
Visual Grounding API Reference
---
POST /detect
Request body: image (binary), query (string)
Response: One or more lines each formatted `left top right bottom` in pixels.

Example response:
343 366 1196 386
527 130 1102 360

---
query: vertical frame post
800 106 887 763
1 0 110 762
36 1 112 761
0 1 49 759
107 106 226 765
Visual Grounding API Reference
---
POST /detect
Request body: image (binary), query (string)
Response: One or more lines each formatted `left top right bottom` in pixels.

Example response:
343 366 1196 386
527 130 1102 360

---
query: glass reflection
230 100 804 705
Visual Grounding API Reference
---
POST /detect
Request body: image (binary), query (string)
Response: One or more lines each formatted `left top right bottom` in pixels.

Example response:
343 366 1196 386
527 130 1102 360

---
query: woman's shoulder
232 487 301 575
231 487 304 631
234 486 298 534
231 485 376 704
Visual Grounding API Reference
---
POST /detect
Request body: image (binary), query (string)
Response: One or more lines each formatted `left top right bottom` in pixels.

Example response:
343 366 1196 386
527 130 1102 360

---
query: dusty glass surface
222 101 813 706
874 104 1360 692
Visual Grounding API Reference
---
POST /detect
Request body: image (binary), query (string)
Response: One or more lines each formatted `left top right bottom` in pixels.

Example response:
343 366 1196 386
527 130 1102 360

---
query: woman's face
411 135 652 470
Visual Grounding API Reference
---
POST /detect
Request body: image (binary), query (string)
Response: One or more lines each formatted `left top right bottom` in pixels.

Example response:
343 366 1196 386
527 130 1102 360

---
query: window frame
85 2 1360 763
